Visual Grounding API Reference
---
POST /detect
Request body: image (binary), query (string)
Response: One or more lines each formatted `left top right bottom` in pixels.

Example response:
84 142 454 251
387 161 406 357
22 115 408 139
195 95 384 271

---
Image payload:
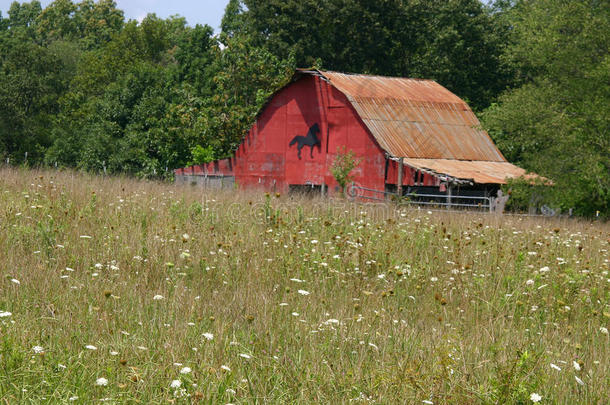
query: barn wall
230 76 388 195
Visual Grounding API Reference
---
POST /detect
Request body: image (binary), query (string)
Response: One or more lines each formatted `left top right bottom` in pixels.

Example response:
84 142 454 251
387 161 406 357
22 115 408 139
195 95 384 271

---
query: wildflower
226 388 236 395
290 278 304 283
239 353 251 359
153 295 164 300
180 367 192 374
80 235 92 239
526 279 535 286
573 361 581 371
109 351 119 356
10 279 20 285
530 392 542 402
85 345 97 350
550 363 561 371
182 233 190 240
95 377 108 386
310 240 318 244
221 365 231 372
202 333 214 340
94 263 103 269
69 396 78 401
298 290 310 296
170 380 182 388
430 277 438 282
575 376 585 386
0 311 12 317
600 327 608 335
32 346 44 354
291 312 299 316
422 401 434 404
539 266 550 273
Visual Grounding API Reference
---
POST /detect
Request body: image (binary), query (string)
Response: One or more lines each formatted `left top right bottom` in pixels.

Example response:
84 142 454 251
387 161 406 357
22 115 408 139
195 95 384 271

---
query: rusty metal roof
316 70 506 162
402 158 530 184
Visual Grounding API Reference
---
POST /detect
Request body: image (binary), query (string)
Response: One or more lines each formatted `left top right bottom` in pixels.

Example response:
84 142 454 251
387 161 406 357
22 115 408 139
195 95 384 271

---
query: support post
397 158 404 197
446 184 452 210
321 183 326 197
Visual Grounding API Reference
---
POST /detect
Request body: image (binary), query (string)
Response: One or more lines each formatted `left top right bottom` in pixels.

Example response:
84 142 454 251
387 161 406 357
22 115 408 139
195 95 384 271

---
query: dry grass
0 167 608 404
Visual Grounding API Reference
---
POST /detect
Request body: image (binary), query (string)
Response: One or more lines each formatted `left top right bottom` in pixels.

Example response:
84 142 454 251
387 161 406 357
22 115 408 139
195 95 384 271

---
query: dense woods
0 0 608 215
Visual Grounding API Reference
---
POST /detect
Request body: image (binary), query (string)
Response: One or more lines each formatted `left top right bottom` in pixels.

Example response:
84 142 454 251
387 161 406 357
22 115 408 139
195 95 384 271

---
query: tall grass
0 167 608 403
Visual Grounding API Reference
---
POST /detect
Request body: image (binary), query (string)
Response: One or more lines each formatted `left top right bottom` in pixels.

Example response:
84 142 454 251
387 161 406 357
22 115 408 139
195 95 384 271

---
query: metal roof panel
318 70 506 162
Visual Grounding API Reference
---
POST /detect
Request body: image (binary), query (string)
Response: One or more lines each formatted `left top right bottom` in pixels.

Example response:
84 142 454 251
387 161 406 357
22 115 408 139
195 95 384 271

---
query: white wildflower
530 392 542 402
600 327 608 335
170 380 181 388
10 279 20 285
539 266 550 273
0 311 12 317
298 289 310 296
95 377 108 386
239 353 251 359
575 376 585 386
85 345 97 351
32 346 44 354
226 388 236 395
573 361 581 371
550 363 561 371
202 333 214 340
430 277 438 282
221 365 231 372
526 279 535 286
80 235 92 239
153 294 164 300
109 351 119 356
180 367 191 374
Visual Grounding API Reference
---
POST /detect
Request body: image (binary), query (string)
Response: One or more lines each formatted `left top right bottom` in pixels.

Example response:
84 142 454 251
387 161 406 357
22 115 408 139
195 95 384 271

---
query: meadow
0 167 608 404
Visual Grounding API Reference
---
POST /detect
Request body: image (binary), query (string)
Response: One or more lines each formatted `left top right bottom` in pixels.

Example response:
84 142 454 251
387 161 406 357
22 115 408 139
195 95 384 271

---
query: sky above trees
0 0 229 29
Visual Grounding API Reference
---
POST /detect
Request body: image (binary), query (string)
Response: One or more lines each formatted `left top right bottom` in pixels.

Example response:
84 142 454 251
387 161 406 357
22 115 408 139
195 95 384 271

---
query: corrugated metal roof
318 70 506 162
402 158 530 184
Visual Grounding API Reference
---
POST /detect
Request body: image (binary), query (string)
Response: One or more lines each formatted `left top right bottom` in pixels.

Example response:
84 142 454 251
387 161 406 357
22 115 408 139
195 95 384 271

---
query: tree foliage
482 0 609 216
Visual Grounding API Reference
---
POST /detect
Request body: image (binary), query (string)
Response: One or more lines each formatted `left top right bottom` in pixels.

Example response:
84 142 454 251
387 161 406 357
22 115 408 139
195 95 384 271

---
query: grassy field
0 167 608 404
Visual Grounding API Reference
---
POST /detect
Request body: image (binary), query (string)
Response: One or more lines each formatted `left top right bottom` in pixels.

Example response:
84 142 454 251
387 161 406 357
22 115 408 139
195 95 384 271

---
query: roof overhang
388 156 540 185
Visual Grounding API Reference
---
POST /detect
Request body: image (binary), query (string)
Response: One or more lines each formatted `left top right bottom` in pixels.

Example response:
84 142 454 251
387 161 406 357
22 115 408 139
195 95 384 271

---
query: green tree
331 147 361 192
200 33 295 157
482 0 609 216
229 0 513 110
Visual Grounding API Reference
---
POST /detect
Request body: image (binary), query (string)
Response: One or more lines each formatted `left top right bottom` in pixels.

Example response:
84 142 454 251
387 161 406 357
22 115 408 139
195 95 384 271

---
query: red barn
175 69 531 206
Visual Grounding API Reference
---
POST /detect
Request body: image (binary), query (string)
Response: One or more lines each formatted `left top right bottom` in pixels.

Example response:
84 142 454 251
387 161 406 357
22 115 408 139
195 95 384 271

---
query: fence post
397 158 404 197
446 185 452 210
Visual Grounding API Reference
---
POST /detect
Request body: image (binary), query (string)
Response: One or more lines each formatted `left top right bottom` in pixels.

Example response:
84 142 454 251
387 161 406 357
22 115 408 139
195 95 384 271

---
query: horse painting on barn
289 123 321 159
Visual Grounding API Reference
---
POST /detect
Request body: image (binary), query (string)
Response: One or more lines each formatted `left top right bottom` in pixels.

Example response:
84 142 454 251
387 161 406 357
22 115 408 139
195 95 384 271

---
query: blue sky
0 0 230 31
